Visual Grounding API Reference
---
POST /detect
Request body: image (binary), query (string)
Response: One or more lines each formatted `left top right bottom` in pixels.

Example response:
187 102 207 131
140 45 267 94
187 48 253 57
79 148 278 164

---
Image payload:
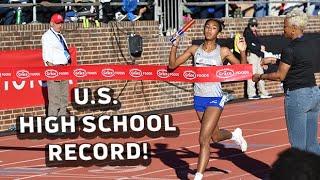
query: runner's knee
199 135 211 147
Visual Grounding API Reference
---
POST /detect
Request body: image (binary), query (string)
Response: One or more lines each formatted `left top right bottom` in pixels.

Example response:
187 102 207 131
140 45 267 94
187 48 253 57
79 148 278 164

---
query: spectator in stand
198 0 212 19
20 0 33 24
269 0 282 16
36 0 65 23
74 0 97 15
182 2 193 24
184 0 201 19
113 0 151 21
313 2 320 15
213 0 227 18
254 0 268 17
186 0 227 19
279 0 305 15
0 0 32 24
186 0 257 19
0 0 15 24
233 0 255 17
243 17 272 100
138 0 154 20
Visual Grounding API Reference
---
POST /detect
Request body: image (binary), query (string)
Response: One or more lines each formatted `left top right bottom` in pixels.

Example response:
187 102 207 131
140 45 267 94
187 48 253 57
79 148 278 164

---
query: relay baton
170 19 195 43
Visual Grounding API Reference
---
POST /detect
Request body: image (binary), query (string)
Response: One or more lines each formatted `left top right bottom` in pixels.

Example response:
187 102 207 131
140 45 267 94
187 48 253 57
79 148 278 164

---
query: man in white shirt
42 13 70 117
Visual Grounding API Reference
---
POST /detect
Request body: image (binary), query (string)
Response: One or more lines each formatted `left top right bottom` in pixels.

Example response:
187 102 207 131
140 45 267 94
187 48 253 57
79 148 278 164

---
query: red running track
0 96 318 180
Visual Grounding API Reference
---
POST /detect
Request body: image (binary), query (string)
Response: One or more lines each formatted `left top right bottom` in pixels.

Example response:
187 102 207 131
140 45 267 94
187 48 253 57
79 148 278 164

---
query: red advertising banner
0 47 77 110
0 64 252 82
0 47 252 110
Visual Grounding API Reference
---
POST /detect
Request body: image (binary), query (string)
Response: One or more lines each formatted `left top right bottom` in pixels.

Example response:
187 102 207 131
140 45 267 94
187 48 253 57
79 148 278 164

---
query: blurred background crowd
183 0 320 20
0 0 319 25
0 0 155 25
0 0 319 39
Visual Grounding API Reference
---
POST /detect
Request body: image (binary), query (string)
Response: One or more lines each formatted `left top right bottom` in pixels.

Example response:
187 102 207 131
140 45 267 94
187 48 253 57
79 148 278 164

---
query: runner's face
204 21 220 40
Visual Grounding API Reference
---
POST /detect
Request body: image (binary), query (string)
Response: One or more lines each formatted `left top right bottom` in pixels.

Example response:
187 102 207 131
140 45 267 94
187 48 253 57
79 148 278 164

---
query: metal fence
156 0 320 35
0 0 319 35
155 0 182 36
182 0 320 18
0 1 151 23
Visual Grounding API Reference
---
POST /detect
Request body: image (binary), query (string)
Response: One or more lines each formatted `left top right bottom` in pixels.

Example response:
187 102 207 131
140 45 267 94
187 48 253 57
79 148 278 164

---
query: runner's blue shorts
193 96 226 112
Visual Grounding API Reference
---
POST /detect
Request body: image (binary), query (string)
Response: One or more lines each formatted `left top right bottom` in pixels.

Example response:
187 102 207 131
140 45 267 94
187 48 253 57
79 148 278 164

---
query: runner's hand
172 33 180 48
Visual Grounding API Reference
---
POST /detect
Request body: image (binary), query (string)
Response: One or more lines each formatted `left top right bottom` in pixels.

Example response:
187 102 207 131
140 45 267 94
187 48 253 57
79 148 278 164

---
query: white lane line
0 116 284 169
169 97 283 116
43 126 290 179
7 117 287 180
0 106 283 154
136 132 320 178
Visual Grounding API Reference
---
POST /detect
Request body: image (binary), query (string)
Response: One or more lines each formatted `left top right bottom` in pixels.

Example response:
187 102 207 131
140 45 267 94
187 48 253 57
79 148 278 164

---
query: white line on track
174 106 284 126
221 168 271 180
169 97 282 116
18 126 290 180
136 140 289 177
14 173 49 180
0 136 20 142
137 116 285 143
0 97 283 144
4 97 287 180
4 116 287 180
0 104 284 154
0 157 45 168
135 132 320 178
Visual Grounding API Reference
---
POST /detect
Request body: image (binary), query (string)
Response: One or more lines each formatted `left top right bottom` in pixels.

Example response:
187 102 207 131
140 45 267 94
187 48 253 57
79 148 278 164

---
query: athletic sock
194 172 203 180
231 130 236 140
